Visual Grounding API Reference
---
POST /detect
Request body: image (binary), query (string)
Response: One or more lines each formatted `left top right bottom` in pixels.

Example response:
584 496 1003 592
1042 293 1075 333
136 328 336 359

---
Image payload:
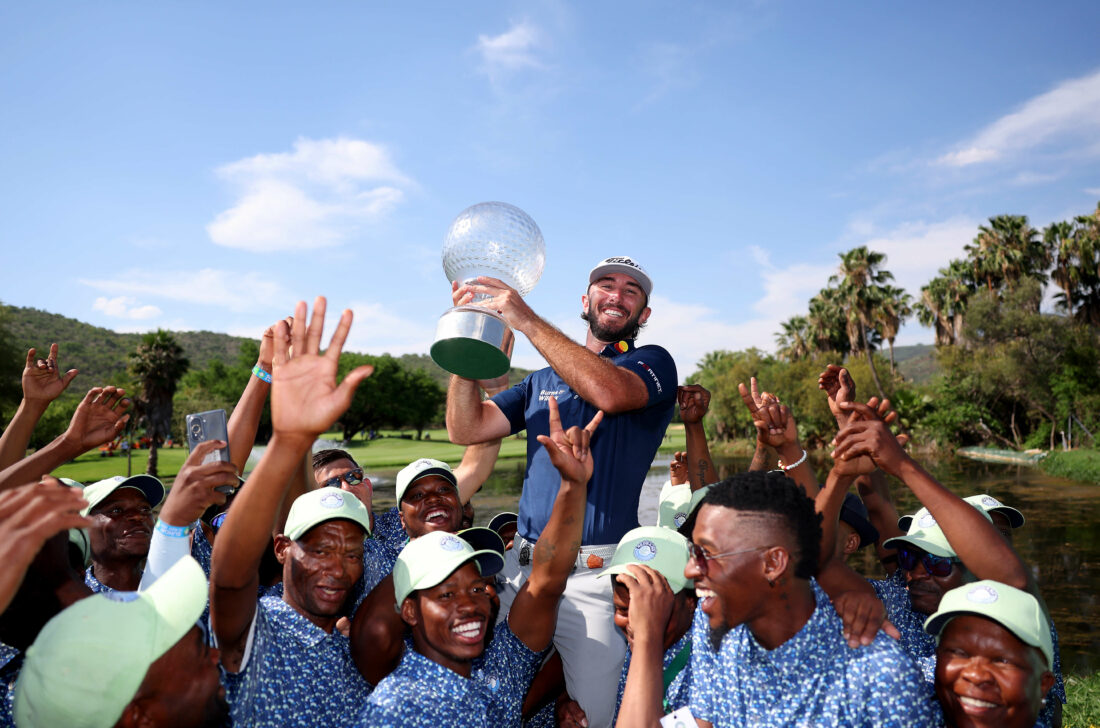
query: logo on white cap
439 535 464 552
634 540 657 562
673 513 687 528
110 476 126 484
917 512 938 529
981 496 1001 508
966 585 1000 604
320 492 345 509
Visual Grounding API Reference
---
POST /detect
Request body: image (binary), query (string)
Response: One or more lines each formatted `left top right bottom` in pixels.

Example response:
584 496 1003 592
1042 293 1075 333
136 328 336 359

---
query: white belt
516 536 617 570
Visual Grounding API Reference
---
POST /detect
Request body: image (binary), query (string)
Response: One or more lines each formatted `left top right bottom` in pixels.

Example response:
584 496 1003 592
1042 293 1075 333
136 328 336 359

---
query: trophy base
431 306 515 380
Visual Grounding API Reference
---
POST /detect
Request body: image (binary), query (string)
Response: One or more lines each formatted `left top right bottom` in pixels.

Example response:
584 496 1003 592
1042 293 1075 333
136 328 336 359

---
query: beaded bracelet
777 449 808 471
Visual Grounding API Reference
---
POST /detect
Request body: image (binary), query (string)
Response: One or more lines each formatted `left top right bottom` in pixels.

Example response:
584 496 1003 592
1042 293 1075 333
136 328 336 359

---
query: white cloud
937 67 1100 167
474 21 544 81
207 137 411 252
1085 187 1100 197
91 296 162 320
859 217 979 297
80 268 287 314
342 301 437 356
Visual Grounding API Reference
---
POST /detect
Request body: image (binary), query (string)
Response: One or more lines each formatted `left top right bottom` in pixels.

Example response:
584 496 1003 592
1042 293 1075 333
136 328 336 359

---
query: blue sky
3 2 1099 381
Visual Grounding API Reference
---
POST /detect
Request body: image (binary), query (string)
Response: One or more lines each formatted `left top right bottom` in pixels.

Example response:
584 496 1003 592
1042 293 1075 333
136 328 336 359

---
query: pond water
368 452 1100 673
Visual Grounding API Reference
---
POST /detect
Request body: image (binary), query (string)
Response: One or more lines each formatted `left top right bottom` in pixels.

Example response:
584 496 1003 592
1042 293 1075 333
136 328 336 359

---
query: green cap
656 482 693 530
57 478 90 567
14 556 207 728
393 530 505 608
599 526 692 594
924 580 1053 669
898 494 1025 531
81 474 164 515
395 458 457 502
884 503 992 558
284 487 372 540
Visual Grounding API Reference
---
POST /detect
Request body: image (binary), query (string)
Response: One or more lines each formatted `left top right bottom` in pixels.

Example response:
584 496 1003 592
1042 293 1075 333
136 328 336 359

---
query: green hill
890 343 939 385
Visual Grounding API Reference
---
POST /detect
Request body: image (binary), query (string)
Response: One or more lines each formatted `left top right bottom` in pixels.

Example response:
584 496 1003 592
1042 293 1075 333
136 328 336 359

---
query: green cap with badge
14 556 207 728
395 458 457 502
283 486 372 540
884 503 992 558
393 530 505 608
80 474 164 515
656 482 693 530
924 580 1053 669
599 526 692 594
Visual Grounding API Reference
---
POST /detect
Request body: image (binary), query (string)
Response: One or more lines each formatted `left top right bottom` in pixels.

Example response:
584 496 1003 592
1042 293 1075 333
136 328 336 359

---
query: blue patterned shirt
690 579 938 727
357 620 541 728
0 642 19 728
613 632 692 723
224 595 371 728
373 506 407 555
869 570 937 681
83 567 116 595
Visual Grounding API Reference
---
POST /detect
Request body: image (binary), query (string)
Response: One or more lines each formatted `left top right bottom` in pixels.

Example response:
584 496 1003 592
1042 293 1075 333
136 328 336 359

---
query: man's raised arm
210 298 373 671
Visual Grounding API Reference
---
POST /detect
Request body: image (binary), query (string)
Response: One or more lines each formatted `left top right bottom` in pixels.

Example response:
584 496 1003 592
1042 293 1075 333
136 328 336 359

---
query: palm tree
128 330 189 477
829 246 894 398
966 215 1048 298
806 289 848 355
775 316 811 361
874 286 912 373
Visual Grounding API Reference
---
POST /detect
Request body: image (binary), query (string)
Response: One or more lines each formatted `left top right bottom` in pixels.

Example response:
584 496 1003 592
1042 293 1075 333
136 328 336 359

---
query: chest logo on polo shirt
966 585 1000 604
538 389 566 403
439 535 464 552
614 341 629 353
634 540 657 562
320 492 345 509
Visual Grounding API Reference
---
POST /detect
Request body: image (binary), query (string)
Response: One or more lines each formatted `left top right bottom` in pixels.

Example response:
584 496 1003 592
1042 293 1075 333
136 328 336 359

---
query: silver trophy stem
430 305 515 380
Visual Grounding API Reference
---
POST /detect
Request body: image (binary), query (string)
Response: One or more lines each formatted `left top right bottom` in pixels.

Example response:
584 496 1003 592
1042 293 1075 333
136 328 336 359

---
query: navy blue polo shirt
491 339 676 545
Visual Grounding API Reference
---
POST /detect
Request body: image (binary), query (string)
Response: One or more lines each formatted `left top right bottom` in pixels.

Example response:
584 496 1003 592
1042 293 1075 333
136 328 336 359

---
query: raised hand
270 297 374 442
620 563 676 640
676 384 710 424
818 364 855 427
62 387 131 452
22 344 79 405
669 451 688 485
832 402 910 478
454 276 537 332
159 440 235 526
258 316 293 371
738 377 797 449
536 396 603 485
832 589 899 648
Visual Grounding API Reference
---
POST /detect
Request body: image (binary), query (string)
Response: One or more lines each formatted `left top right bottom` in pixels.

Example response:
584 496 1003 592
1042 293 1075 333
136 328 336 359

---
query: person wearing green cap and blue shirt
359 395 601 727
80 473 165 594
209 297 377 728
13 556 227 728
925 580 1055 728
832 401 1063 728
564 527 695 728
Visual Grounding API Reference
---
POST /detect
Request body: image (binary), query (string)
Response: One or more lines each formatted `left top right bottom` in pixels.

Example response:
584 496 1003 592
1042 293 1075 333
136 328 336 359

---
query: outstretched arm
210 298 373 672
0 386 130 493
0 345 80 470
833 402 1029 591
226 319 289 476
679 385 718 490
510 397 602 651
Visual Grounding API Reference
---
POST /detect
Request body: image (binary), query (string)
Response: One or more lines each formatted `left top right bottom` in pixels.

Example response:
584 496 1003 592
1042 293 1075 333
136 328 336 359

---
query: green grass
51 425 688 483
1040 449 1100 484
1065 672 1100 728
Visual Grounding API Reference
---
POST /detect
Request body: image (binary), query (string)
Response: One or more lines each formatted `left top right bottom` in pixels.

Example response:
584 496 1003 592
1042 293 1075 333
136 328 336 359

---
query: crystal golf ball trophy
430 202 546 379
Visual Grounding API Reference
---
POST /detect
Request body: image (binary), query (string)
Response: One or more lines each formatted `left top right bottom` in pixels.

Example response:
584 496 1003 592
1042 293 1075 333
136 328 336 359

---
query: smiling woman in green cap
924 580 1055 728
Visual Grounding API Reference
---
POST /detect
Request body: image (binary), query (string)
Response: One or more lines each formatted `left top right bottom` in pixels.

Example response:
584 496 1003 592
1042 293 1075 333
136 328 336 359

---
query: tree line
698 202 1100 451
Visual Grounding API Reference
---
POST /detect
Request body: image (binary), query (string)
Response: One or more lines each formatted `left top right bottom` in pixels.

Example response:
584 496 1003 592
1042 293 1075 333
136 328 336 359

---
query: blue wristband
155 519 193 538
252 365 272 383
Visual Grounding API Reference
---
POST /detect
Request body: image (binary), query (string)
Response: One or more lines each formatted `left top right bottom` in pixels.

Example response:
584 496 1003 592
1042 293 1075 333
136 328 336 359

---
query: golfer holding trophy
439 202 678 728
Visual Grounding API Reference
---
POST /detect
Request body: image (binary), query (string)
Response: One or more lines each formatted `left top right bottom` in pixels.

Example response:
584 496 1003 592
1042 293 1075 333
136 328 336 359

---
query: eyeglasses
689 543 768 576
896 546 958 577
323 468 366 490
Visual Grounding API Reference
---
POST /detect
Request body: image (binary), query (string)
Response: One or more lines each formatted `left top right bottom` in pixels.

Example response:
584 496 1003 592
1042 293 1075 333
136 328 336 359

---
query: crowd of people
0 256 1066 727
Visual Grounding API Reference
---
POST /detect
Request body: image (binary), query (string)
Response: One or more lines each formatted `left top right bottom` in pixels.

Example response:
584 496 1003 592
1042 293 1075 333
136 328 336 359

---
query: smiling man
446 256 676 728
684 471 936 728
81 474 165 593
